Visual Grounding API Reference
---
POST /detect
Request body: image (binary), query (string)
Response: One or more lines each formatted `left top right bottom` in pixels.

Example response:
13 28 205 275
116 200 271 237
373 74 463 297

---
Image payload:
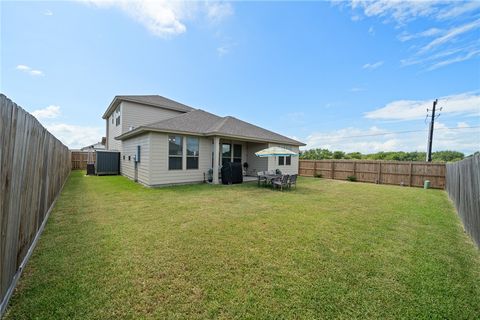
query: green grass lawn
5 171 480 319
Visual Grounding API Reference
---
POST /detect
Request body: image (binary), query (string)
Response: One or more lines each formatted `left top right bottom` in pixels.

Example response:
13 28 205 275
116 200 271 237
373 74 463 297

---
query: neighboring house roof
116 109 306 146
102 95 195 119
81 141 106 151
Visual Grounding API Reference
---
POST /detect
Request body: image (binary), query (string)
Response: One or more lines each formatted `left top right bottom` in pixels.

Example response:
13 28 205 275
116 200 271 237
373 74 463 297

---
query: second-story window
115 106 121 126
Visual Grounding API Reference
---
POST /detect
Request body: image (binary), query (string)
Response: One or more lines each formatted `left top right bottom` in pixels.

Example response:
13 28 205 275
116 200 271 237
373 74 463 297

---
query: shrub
314 173 323 178
347 175 357 182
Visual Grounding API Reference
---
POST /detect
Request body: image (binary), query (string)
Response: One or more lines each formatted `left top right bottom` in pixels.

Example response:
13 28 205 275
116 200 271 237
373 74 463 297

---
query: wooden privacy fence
0 94 71 315
71 151 96 169
299 159 446 189
446 153 480 248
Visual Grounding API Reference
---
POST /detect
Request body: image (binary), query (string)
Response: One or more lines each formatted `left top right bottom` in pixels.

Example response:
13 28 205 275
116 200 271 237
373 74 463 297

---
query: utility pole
426 99 438 162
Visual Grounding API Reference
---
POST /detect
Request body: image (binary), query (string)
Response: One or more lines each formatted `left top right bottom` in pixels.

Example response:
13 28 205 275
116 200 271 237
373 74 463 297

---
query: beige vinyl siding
149 133 211 186
107 105 123 151
246 142 268 175
267 143 299 175
121 133 150 185
121 101 183 133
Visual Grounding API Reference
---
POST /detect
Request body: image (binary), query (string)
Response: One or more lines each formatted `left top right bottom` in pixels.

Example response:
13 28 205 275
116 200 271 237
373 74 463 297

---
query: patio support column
213 136 220 184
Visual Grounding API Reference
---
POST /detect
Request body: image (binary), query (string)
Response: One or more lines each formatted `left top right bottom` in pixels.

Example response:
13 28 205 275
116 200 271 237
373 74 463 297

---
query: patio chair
257 171 267 186
288 174 297 189
273 174 289 191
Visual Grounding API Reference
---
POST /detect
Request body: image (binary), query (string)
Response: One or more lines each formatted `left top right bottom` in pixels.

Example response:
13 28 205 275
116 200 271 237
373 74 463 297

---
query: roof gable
102 95 195 119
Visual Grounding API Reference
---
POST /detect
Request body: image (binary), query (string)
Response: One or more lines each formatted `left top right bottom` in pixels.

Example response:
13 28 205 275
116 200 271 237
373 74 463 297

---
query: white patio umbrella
255 146 298 157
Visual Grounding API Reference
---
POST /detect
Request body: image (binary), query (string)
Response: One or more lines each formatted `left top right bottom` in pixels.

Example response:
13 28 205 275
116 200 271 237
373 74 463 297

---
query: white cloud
81 0 233 38
419 19 480 54
205 2 233 24
427 49 480 71
339 1 480 70
16 65 29 71
368 26 375 35
397 27 442 42
364 92 480 121
304 122 479 154
437 1 480 20
362 60 384 70
43 9 53 16
217 45 229 57
347 0 440 24
45 123 104 149
216 41 237 57
16 64 44 76
305 126 404 153
350 87 365 92
32 105 61 120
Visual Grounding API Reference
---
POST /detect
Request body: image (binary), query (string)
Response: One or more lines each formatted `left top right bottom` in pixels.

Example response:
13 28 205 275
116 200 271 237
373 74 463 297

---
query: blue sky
1 1 479 154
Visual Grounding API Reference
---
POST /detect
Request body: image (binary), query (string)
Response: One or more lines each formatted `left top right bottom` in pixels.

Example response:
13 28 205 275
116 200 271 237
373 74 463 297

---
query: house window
278 156 291 166
115 106 121 126
111 116 114 124
233 144 242 163
187 137 199 170
222 143 231 165
169 135 183 170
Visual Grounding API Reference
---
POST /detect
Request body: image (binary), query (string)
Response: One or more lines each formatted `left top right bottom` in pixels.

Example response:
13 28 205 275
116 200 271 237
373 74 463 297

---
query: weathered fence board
0 94 71 316
299 159 446 189
71 151 95 170
446 153 480 248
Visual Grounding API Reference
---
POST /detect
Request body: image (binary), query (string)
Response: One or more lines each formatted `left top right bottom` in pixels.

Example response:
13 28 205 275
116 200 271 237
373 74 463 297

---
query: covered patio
210 137 299 185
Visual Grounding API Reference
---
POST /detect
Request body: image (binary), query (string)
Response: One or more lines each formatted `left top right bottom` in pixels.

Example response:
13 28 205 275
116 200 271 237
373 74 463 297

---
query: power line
316 125 480 141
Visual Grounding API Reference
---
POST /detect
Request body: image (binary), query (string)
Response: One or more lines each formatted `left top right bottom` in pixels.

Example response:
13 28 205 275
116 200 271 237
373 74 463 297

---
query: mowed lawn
5 171 480 319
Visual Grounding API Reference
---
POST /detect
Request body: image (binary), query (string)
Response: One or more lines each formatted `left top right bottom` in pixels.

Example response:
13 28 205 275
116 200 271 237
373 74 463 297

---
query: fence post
353 161 356 177
331 161 335 180
377 162 382 184
409 162 413 187
313 161 317 177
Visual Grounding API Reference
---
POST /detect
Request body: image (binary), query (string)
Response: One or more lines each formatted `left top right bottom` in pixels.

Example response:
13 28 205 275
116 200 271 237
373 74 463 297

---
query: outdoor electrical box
135 145 141 163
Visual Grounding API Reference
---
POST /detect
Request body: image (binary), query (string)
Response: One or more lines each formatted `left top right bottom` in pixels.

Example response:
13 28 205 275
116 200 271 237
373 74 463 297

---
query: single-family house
103 95 305 186
81 137 106 151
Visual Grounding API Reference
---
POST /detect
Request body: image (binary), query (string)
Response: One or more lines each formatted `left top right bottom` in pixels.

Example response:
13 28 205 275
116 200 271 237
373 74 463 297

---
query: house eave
116 127 306 146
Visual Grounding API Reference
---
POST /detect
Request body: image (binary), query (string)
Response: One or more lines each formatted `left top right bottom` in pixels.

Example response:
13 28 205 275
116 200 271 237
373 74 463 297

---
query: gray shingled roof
102 95 195 119
117 109 305 146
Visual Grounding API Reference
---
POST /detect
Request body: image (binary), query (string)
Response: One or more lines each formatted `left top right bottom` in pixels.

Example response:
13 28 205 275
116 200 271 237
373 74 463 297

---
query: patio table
258 174 282 187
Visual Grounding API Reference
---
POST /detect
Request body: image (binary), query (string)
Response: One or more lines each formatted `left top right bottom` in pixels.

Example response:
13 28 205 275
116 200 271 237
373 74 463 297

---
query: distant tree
332 151 345 159
299 148 465 162
432 151 464 162
346 152 362 159
300 148 333 160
